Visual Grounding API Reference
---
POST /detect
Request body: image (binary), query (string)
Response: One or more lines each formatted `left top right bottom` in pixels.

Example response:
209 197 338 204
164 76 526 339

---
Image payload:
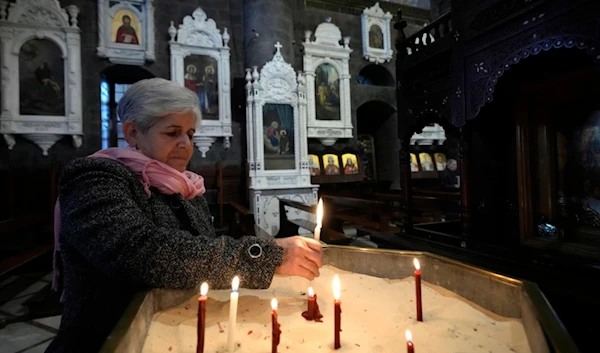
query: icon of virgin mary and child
263 106 294 155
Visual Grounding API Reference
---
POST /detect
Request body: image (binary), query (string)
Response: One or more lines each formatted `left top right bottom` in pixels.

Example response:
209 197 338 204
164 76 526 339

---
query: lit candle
271 298 281 353
227 276 240 353
314 198 323 241
197 282 208 353
301 286 323 322
333 275 342 349
406 330 415 353
414 259 422 322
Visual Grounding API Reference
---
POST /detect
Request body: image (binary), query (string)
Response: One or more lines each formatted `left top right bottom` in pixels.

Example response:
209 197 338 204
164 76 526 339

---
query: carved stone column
459 126 471 241
243 0 294 69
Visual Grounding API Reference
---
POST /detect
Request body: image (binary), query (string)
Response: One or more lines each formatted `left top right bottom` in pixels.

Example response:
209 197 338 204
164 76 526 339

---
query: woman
46 78 322 353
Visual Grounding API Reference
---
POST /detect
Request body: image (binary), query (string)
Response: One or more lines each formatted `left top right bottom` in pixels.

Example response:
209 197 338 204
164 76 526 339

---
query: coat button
170 200 181 209
247 244 263 259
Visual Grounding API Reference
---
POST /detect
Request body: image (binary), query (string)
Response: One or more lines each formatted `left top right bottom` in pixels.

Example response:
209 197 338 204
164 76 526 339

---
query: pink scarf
52 147 206 296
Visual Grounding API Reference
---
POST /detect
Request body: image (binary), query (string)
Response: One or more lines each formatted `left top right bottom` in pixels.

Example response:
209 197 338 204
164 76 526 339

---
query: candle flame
200 282 209 296
308 286 314 298
405 330 412 343
333 275 341 300
316 198 323 228
232 276 240 291
413 258 420 271
271 298 278 311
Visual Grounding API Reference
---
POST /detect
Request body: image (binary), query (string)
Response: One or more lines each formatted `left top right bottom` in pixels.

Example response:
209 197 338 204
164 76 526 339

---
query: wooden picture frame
308 154 321 176
410 153 419 172
341 153 359 175
322 153 341 176
419 152 435 172
434 152 447 171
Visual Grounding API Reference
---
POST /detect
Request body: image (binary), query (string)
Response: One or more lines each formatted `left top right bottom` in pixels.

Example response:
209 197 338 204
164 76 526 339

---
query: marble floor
0 271 61 353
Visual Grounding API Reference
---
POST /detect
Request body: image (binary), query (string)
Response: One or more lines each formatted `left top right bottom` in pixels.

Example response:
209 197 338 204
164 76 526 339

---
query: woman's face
125 111 196 172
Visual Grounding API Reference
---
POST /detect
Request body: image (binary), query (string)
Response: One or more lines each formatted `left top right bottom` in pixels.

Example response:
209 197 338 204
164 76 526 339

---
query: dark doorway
356 100 396 181
357 64 395 87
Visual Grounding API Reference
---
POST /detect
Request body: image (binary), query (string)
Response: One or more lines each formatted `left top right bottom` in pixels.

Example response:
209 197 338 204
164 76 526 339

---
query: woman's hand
274 236 323 280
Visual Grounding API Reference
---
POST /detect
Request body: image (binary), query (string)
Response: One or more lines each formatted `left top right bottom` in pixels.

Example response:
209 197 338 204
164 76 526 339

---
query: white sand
142 266 532 353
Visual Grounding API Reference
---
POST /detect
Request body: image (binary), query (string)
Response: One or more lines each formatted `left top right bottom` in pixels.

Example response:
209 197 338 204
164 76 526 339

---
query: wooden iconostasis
468 48 600 257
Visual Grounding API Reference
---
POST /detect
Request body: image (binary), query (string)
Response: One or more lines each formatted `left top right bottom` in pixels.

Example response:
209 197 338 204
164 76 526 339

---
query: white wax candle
227 276 240 353
314 198 323 241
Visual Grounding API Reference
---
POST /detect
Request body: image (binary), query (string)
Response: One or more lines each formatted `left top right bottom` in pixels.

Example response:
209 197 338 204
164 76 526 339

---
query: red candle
414 258 422 322
301 287 323 322
406 330 415 353
271 298 281 353
333 275 342 349
197 282 208 353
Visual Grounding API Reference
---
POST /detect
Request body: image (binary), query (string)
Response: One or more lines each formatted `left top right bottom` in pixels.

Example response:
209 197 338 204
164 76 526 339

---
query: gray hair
447 158 457 165
117 78 201 134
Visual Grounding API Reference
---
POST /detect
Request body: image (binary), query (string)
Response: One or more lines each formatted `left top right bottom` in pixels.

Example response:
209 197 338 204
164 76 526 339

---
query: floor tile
0 277 40 304
0 322 54 353
14 281 49 300
0 294 34 316
33 315 61 330
41 273 53 283
22 338 53 353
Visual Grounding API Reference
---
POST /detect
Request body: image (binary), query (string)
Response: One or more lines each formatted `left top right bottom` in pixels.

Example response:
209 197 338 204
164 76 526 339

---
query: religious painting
314 63 341 121
263 103 295 170
410 153 419 172
434 153 447 171
342 153 359 175
111 9 142 45
184 55 219 120
419 153 434 172
19 39 65 116
358 134 376 180
308 154 321 176
322 154 340 175
369 24 384 49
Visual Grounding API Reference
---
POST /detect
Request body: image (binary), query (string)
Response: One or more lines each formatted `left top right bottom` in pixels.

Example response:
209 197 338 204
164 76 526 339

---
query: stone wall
0 0 246 171
0 0 428 187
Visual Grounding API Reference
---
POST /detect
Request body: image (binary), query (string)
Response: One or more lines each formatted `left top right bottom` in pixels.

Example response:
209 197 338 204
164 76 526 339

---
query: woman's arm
59 158 283 290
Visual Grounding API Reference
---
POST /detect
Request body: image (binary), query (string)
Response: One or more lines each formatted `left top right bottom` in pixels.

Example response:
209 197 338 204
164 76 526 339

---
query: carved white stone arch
303 18 353 146
168 7 232 158
96 0 155 65
0 0 83 156
361 2 393 64
245 42 318 235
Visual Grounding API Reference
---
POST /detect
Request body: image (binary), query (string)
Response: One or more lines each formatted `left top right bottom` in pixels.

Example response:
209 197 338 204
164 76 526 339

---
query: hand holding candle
197 282 208 353
314 198 323 241
414 258 422 322
227 276 240 353
271 298 281 353
406 330 415 353
333 275 342 349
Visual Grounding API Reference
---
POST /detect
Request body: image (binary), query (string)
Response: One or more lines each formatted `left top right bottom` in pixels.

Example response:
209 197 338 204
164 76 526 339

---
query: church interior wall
0 0 429 178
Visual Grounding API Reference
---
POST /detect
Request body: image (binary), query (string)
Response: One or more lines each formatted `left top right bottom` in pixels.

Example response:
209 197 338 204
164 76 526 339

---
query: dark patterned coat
45 158 284 353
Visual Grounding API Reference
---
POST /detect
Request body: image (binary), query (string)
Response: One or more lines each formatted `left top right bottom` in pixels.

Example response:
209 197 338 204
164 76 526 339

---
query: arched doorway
100 65 154 148
356 100 396 183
